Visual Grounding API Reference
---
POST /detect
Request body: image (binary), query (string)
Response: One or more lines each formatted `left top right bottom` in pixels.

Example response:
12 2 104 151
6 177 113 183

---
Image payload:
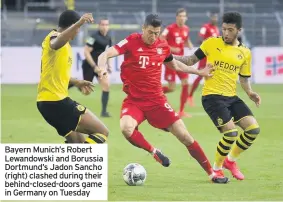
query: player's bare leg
98 76 111 117
76 109 109 143
179 79 192 118
224 116 260 180
162 81 176 94
168 119 229 183
120 115 170 167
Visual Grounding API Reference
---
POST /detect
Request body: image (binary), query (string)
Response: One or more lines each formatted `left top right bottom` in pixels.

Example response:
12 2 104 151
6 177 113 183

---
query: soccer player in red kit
188 13 220 106
97 14 228 183
160 8 194 117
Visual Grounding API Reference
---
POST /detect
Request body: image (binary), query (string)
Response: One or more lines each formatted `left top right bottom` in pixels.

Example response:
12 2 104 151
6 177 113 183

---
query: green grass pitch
2 84 283 201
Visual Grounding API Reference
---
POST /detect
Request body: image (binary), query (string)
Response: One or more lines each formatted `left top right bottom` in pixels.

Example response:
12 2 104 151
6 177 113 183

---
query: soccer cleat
152 149 171 167
211 170 229 184
223 158 245 180
187 96 195 107
101 111 111 117
179 111 192 118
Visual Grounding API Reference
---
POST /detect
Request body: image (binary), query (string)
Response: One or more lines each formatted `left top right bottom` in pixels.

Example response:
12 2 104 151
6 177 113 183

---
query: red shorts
164 65 188 82
120 97 180 130
198 57 207 70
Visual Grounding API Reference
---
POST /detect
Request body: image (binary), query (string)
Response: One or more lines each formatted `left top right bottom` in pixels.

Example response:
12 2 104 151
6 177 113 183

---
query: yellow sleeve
239 50 252 77
199 37 214 56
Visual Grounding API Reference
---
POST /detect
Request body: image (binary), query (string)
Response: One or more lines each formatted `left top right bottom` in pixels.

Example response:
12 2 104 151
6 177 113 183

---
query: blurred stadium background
1 0 283 201
1 0 283 46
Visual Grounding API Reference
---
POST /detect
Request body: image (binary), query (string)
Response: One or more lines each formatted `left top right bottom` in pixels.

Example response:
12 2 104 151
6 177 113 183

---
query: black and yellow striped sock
229 124 260 161
84 133 108 144
214 129 238 170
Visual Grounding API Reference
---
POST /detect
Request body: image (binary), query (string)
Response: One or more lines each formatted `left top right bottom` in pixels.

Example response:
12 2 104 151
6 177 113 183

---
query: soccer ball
123 163 147 186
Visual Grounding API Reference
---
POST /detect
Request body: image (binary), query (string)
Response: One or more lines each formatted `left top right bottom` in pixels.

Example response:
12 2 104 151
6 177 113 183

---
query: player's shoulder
166 23 176 30
183 25 190 30
157 37 169 46
46 30 59 39
239 43 251 55
204 36 221 43
125 33 142 42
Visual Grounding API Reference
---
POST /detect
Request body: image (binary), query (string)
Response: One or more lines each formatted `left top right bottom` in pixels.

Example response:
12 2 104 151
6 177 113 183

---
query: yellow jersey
200 37 251 96
37 30 73 101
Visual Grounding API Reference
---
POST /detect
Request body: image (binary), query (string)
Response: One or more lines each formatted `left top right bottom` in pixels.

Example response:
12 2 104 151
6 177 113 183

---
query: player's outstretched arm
96 46 120 77
174 54 200 66
50 13 94 50
97 46 120 67
239 76 261 107
165 58 213 77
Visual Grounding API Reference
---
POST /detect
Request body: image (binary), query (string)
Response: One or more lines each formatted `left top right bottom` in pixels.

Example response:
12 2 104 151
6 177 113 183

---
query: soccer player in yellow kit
175 12 261 180
37 10 109 144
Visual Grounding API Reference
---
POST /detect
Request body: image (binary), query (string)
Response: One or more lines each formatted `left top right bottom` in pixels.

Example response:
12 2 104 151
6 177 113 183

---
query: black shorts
37 97 86 136
82 60 98 82
202 95 253 128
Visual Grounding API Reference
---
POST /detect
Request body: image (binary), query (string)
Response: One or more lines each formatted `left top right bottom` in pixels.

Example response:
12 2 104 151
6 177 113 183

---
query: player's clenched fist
78 13 94 25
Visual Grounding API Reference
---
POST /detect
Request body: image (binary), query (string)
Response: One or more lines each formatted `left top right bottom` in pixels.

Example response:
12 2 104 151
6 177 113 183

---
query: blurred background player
97 14 228 184
188 12 220 106
37 10 109 144
160 8 194 118
82 18 112 117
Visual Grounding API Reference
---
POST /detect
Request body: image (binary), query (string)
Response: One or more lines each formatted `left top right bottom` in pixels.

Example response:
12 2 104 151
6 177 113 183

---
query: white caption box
0 144 108 201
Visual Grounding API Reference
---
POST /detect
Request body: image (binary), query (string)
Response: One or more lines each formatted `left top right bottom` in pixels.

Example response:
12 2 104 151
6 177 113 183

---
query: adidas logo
137 47 143 52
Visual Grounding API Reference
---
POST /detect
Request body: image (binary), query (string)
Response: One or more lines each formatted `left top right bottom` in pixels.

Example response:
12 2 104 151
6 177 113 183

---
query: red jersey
114 33 172 102
199 23 220 39
161 23 189 55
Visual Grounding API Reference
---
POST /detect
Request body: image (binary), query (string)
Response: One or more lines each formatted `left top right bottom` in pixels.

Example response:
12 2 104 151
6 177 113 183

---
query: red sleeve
161 25 170 38
113 35 132 54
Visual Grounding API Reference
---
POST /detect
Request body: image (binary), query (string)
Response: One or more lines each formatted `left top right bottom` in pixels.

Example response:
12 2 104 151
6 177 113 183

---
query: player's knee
180 132 194 146
223 128 238 137
120 120 135 138
245 124 260 135
101 82 110 91
121 125 135 138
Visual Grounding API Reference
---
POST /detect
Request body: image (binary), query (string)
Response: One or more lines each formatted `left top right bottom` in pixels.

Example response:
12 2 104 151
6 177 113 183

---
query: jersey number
164 103 173 112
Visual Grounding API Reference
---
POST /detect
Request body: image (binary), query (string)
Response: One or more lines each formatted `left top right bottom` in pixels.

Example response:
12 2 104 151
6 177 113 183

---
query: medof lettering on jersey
214 60 240 72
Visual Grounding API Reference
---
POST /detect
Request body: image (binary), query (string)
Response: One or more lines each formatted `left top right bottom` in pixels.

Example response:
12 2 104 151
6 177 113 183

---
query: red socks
187 141 213 175
189 76 202 97
180 84 189 112
127 130 154 153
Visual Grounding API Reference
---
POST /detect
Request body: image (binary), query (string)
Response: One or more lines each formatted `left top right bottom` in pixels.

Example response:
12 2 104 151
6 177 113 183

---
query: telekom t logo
138 56 149 69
